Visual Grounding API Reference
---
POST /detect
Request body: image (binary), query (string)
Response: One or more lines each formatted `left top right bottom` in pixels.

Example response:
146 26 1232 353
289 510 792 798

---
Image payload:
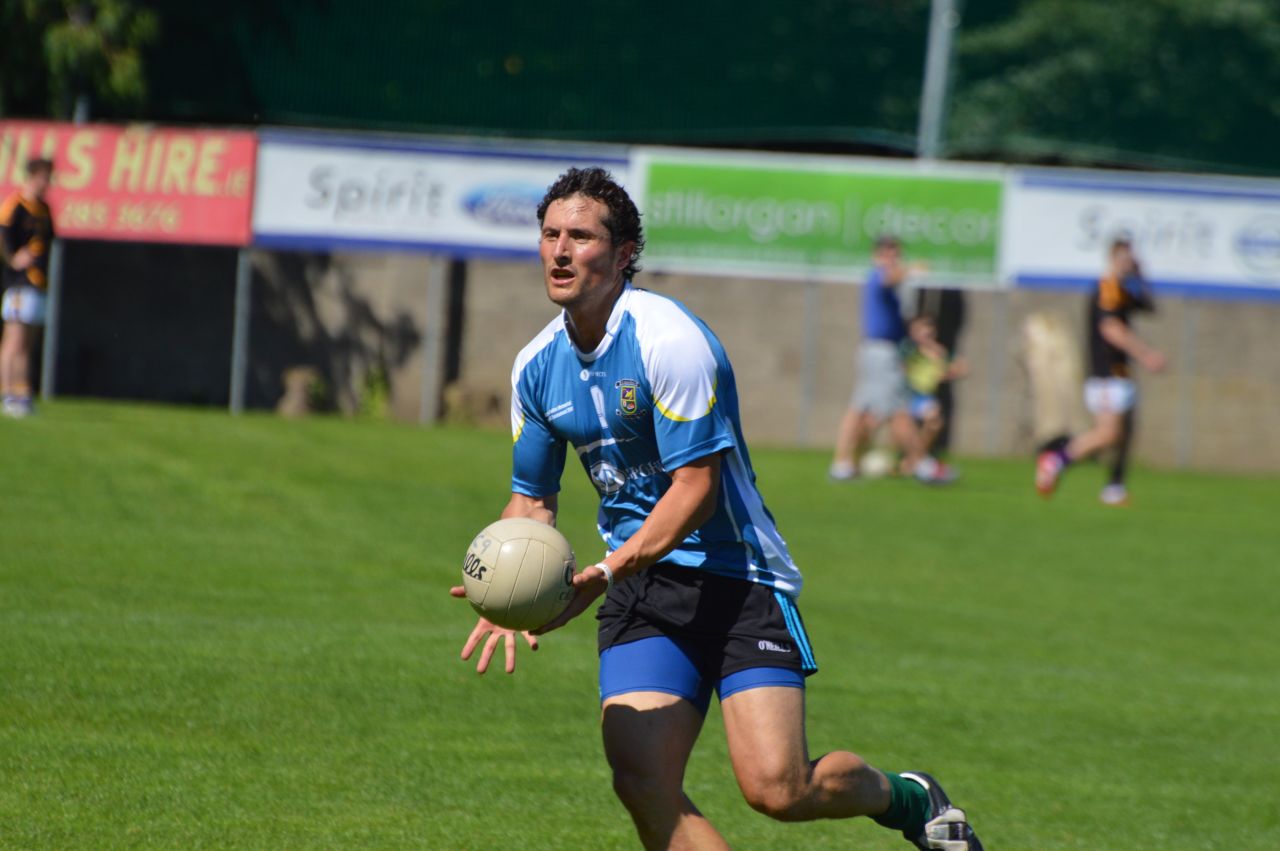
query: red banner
0 121 256 247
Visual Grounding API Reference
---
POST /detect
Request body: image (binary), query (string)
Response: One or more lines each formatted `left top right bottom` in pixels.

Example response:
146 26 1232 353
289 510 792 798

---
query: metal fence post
984 289 1010 455
419 255 448 424
39 240 65 401
917 0 962 160
797 280 821 445
1175 300 1199 468
229 248 252 415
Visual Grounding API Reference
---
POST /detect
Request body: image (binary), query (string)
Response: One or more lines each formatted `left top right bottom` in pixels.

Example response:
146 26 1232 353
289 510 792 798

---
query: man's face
26 168 52 199
539 194 632 310
1111 244 1135 274
873 243 901 267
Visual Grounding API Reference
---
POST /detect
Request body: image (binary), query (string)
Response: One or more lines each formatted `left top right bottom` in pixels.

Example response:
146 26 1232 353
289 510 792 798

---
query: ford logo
1235 217 1280 278
462 184 544 227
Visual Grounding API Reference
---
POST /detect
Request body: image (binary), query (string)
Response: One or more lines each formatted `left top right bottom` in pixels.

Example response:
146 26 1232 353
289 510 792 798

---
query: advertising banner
1003 169 1280 299
251 130 630 255
0 120 256 246
632 148 1004 285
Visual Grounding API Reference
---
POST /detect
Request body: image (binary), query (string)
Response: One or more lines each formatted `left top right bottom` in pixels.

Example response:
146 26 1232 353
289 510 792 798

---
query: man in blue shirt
830 235 954 483
450 168 982 851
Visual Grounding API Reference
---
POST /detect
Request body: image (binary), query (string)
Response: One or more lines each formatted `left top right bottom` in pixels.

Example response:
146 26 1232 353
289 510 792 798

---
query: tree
0 0 159 119
949 0 1280 174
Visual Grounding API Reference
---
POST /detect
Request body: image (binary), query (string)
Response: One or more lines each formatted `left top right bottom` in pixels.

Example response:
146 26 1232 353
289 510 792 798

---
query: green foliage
8 1 1280 174
139 0 932 147
305 371 331 413
1 0 158 118
951 0 1280 172
1 400 1277 848
358 363 391 419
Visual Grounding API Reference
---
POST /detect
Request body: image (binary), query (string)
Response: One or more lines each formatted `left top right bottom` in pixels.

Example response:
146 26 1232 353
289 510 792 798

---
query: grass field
2 400 1277 849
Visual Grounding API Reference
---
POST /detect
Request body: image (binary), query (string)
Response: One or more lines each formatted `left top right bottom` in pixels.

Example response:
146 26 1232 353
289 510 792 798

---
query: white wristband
594 562 615 589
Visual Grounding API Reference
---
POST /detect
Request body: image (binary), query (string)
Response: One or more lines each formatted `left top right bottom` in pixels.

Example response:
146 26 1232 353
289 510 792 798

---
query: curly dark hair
25 158 54 177
537 167 645 279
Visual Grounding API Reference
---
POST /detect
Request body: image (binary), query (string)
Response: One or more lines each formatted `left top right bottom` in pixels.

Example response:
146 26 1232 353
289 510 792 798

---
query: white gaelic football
860 448 896 479
462 517 577 631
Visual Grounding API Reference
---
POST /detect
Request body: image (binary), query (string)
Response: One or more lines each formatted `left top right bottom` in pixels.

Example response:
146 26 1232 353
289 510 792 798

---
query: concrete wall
55 244 434 418
58 241 1275 472
455 260 1280 473
247 250 431 420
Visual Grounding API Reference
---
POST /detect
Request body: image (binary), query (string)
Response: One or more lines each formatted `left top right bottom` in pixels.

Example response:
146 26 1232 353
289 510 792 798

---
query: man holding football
450 167 983 851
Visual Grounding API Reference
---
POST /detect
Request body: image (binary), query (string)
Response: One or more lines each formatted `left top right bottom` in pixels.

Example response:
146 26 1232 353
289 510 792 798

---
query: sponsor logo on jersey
615 378 641 417
587 458 666 495
757 639 792 653
589 461 628 495
546 400 575 422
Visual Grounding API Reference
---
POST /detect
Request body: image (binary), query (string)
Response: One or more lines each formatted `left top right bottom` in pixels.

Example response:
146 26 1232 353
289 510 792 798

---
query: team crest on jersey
615 379 641 417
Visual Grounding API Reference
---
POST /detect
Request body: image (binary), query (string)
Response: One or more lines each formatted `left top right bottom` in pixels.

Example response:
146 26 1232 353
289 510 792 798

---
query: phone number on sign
60 199 184 234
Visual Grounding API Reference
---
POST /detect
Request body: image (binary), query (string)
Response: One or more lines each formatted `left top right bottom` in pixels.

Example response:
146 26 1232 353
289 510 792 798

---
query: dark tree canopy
950 0 1280 173
4 0 1278 176
0 0 158 119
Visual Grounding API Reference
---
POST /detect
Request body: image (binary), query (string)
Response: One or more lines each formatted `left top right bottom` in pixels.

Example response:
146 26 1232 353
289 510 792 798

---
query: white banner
1002 169 1280 296
252 131 630 255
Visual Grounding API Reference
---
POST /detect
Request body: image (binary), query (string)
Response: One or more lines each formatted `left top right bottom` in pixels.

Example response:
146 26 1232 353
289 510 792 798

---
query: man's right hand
450 585 539 674
10 248 32 271
1141 349 1169 373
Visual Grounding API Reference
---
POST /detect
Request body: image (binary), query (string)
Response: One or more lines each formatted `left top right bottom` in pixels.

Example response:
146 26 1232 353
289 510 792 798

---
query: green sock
872 772 931 836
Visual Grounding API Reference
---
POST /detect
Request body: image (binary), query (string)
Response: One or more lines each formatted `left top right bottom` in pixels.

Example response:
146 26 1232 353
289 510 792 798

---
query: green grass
1 400 1277 849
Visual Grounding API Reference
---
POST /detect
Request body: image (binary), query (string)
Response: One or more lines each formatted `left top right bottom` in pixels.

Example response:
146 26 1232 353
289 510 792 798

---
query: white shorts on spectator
1084 377 1136 415
1 285 47 326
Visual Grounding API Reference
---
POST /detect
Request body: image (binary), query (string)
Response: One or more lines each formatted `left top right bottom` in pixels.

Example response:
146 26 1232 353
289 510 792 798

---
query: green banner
637 150 1003 283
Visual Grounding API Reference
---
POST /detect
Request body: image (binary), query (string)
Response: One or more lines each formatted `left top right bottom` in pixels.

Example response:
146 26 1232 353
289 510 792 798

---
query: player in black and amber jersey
0 157 55 418
1036 237 1167 504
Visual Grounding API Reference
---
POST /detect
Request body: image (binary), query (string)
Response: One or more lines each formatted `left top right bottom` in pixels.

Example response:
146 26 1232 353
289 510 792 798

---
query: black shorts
596 563 818 681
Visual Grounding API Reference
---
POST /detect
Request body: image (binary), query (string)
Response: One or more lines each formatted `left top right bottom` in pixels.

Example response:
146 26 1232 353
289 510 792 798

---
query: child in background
902 314 968 456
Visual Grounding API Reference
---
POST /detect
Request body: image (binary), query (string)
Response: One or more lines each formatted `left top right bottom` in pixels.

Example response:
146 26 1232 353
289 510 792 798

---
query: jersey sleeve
0 197 19 259
1096 276 1126 315
645 328 736 472
510 361 566 497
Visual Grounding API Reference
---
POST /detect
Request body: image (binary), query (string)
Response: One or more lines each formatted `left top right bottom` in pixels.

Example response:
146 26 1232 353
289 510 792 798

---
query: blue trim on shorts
718 666 805 701
599 636 807 715
600 636 712 714
774 592 818 673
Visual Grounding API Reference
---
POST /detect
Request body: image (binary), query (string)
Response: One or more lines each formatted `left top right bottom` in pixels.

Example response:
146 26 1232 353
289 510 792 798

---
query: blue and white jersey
510 284 803 597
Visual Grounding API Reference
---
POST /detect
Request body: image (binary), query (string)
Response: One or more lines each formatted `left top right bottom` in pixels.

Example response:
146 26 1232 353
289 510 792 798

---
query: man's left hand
449 585 539 674
531 565 610 635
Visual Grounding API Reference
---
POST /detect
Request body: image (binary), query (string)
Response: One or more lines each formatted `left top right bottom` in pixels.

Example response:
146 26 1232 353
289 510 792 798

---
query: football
461 517 577 630
860 447 896 479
